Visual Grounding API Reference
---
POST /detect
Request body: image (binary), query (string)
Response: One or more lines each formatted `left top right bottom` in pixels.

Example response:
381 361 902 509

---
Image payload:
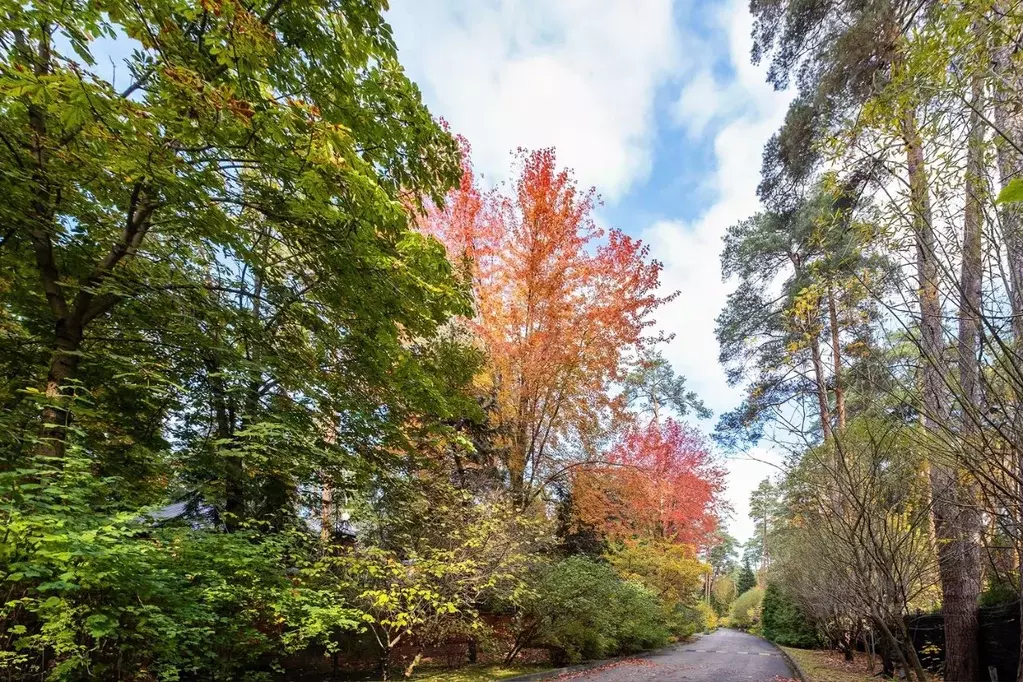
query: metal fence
905 604 1019 681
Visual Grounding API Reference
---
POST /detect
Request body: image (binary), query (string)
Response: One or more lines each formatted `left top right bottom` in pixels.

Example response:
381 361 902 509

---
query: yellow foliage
605 539 708 610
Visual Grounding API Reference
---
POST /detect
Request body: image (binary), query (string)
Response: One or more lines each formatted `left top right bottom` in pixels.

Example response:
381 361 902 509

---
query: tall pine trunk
810 331 833 440
958 68 984 435
902 105 981 682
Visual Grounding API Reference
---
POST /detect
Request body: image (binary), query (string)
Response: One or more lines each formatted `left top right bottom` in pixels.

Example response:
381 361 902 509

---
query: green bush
510 557 669 664
980 576 1018 607
761 583 818 647
0 470 358 681
607 579 672 654
729 586 764 631
671 601 717 638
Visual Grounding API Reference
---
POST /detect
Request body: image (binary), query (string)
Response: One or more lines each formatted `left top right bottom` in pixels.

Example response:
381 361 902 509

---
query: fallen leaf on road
554 658 658 679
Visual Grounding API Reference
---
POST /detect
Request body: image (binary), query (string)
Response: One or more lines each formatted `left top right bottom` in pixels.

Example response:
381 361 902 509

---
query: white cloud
673 69 744 139
646 0 793 542
387 0 681 200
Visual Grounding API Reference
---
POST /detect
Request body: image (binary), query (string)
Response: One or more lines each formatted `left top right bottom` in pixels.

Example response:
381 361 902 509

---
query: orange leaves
421 142 668 502
571 419 724 548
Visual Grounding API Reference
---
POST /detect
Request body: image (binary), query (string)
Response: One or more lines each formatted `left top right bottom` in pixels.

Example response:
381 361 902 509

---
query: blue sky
387 0 795 543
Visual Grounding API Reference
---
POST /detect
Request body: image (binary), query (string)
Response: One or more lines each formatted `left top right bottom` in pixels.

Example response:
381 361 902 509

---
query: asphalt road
563 629 796 682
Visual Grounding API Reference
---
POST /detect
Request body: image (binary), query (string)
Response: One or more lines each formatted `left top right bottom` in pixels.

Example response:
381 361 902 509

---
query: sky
387 0 795 543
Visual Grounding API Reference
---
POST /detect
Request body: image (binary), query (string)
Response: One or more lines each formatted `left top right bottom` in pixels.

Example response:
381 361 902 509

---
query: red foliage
572 419 725 548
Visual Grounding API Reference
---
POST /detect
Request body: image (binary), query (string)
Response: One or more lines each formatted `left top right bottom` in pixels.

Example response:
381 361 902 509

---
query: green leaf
997 178 1023 204
85 614 116 639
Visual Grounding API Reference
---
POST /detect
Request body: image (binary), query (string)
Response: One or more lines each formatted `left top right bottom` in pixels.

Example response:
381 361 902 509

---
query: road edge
770 642 809 681
502 637 695 682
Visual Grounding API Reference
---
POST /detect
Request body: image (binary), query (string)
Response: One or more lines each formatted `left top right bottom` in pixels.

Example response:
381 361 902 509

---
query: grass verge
780 647 887 682
780 647 944 682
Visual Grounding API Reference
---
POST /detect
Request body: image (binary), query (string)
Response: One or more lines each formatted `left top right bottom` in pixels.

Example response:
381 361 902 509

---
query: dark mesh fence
905 604 1019 680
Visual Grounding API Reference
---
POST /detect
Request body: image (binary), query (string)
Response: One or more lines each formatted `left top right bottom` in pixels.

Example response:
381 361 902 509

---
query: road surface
563 629 796 681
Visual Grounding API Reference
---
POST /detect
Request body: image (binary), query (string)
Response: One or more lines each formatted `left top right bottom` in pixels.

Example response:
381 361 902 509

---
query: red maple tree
421 142 668 507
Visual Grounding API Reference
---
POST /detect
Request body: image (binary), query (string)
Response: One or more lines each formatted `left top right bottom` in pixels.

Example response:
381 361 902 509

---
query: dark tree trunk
208 357 245 531
20 20 154 467
877 617 925 682
898 618 930 682
840 629 854 662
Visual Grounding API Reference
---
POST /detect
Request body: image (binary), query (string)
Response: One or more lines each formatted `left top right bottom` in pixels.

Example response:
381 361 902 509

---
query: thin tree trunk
207 356 244 531
876 617 918 682
827 285 846 431
223 453 244 532
902 104 981 682
954 68 986 682
321 473 333 543
36 323 83 462
993 0 1023 348
958 67 985 439
320 418 337 542
509 395 530 509
762 515 770 574
866 626 876 673
899 617 930 682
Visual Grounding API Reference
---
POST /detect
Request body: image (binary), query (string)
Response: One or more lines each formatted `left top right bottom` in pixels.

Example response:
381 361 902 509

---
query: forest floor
781 647 942 682
781 648 881 682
